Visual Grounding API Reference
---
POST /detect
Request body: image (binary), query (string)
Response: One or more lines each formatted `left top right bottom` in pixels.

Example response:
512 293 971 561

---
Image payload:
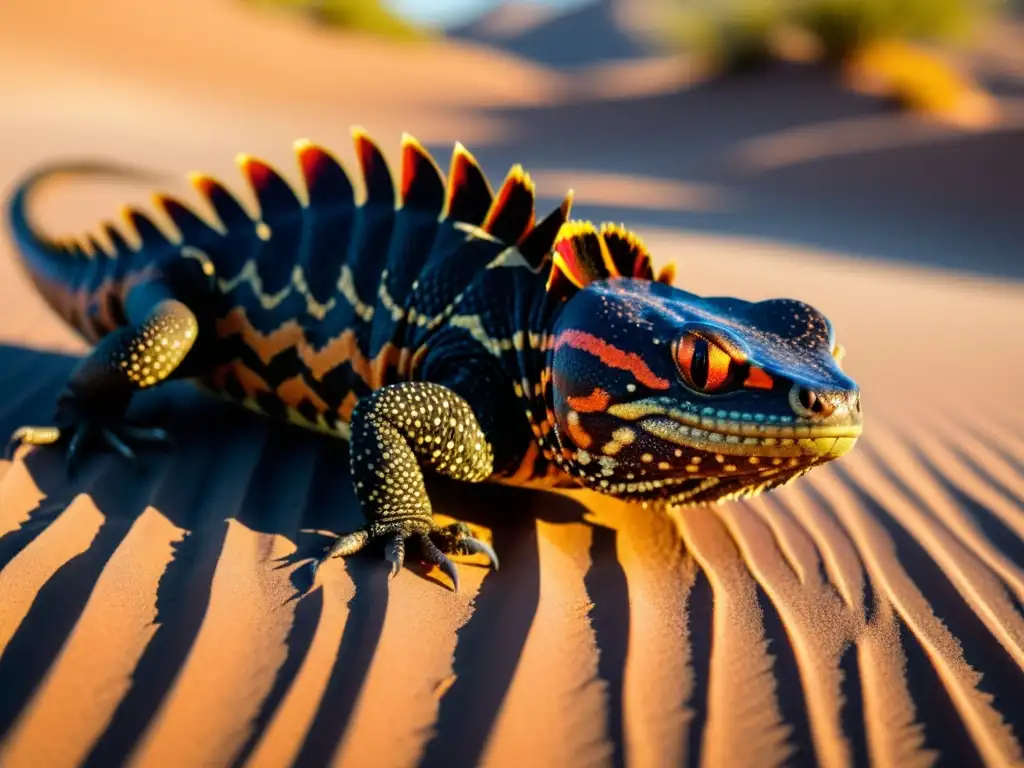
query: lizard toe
433 522 500 571
5 425 61 460
100 427 137 462
7 417 173 478
459 536 500 571
309 519 497 594
120 424 173 445
418 532 460 592
98 423 174 465
384 533 406 578
65 422 93 479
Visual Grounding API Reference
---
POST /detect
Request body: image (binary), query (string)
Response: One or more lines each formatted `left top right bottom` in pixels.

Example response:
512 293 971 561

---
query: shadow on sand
3 333 1024 763
0 343 641 767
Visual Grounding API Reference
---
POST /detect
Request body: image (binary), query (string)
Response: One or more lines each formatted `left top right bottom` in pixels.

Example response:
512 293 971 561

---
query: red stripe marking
297 145 329 184
556 330 670 390
744 366 774 390
481 176 514 232
566 387 611 413
353 134 373 164
566 418 593 449
353 133 381 179
400 143 420 201
633 254 652 278
240 157 281 198
446 152 470 211
554 238 588 286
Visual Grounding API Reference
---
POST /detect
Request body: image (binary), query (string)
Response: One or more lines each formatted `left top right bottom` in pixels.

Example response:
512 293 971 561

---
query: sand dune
447 0 649 69
1 0 1023 766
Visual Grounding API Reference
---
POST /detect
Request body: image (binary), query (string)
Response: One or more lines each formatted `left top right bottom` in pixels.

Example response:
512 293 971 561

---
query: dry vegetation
642 0 999 122
240 0 425 40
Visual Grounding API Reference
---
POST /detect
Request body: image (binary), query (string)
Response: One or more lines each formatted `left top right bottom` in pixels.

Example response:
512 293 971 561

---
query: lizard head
547 278 862 506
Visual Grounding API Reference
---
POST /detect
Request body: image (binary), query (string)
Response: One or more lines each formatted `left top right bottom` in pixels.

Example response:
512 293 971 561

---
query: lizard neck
485 285 583 489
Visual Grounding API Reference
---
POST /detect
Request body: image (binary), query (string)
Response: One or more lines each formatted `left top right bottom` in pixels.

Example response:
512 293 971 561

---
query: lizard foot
5 421 171 478
309 520 498 592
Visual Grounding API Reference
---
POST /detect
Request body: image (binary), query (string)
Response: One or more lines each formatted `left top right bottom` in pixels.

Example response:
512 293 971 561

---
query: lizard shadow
418 479 632 768
0 343 634 768
0 342 389 764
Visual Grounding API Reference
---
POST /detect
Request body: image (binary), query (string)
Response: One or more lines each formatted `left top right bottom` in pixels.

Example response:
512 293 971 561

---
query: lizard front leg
312 381 499 591
6 298 198 476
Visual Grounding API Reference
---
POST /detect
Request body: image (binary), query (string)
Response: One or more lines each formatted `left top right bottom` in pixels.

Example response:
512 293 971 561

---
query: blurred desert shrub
843 39 994 123
791 0 987 61
242 0 424 40
642 0 1000 120
645 0 996 68
651 0 786 71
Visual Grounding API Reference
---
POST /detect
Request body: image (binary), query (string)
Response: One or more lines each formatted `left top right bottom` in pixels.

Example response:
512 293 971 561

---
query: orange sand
1 1 1023 767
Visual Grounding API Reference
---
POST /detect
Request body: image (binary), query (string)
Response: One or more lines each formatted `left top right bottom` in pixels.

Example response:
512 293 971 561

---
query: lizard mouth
608 401 862 459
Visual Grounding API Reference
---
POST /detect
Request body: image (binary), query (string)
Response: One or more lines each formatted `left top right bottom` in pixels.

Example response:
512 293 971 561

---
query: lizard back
6 131 572 440
189 132 576 439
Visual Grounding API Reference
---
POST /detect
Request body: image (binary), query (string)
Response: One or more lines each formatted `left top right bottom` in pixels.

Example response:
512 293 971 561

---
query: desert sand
1 1 1023 767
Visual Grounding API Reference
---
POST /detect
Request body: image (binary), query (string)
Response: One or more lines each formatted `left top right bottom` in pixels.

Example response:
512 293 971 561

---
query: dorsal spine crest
545 218 662 301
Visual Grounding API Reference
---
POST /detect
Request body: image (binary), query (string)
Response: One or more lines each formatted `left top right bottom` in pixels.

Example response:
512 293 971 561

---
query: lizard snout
789 384 861 424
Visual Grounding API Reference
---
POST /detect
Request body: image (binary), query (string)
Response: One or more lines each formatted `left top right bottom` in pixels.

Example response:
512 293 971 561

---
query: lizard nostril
791 385 837 418
798 388 818 412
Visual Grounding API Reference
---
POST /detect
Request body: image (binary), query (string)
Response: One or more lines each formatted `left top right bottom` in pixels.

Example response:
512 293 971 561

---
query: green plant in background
243 0 425 41
645 0 1002 121
656 0 787 72
650 0 997 70
844 38 994 123
792 0 988 62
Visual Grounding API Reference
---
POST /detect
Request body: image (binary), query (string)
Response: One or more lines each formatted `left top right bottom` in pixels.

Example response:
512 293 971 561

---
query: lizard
3 128 863 591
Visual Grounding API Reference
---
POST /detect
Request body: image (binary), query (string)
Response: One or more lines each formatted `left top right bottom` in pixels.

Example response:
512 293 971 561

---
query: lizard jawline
637 415 860 459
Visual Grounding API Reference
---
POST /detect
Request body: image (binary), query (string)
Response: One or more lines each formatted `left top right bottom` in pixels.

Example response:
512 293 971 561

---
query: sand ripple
0 273 1022 768
0 0 1021 754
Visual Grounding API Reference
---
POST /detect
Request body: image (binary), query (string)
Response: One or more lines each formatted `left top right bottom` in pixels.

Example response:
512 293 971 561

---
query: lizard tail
8 160 164 282
6 160 166 332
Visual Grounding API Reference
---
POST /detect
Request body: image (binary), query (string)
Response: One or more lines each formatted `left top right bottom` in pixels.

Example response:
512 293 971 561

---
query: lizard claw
438 554 460 592
460 536 500 571
5 426 61 460
418 533 460 592
73 422 167 477
100 427 137 461
311 521 498 594
308 529 370 588
65 423 92 479
384 534 406 577
120 425 173 445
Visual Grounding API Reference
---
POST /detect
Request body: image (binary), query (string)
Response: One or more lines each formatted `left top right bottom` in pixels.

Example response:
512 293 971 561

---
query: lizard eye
674 332 736 394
